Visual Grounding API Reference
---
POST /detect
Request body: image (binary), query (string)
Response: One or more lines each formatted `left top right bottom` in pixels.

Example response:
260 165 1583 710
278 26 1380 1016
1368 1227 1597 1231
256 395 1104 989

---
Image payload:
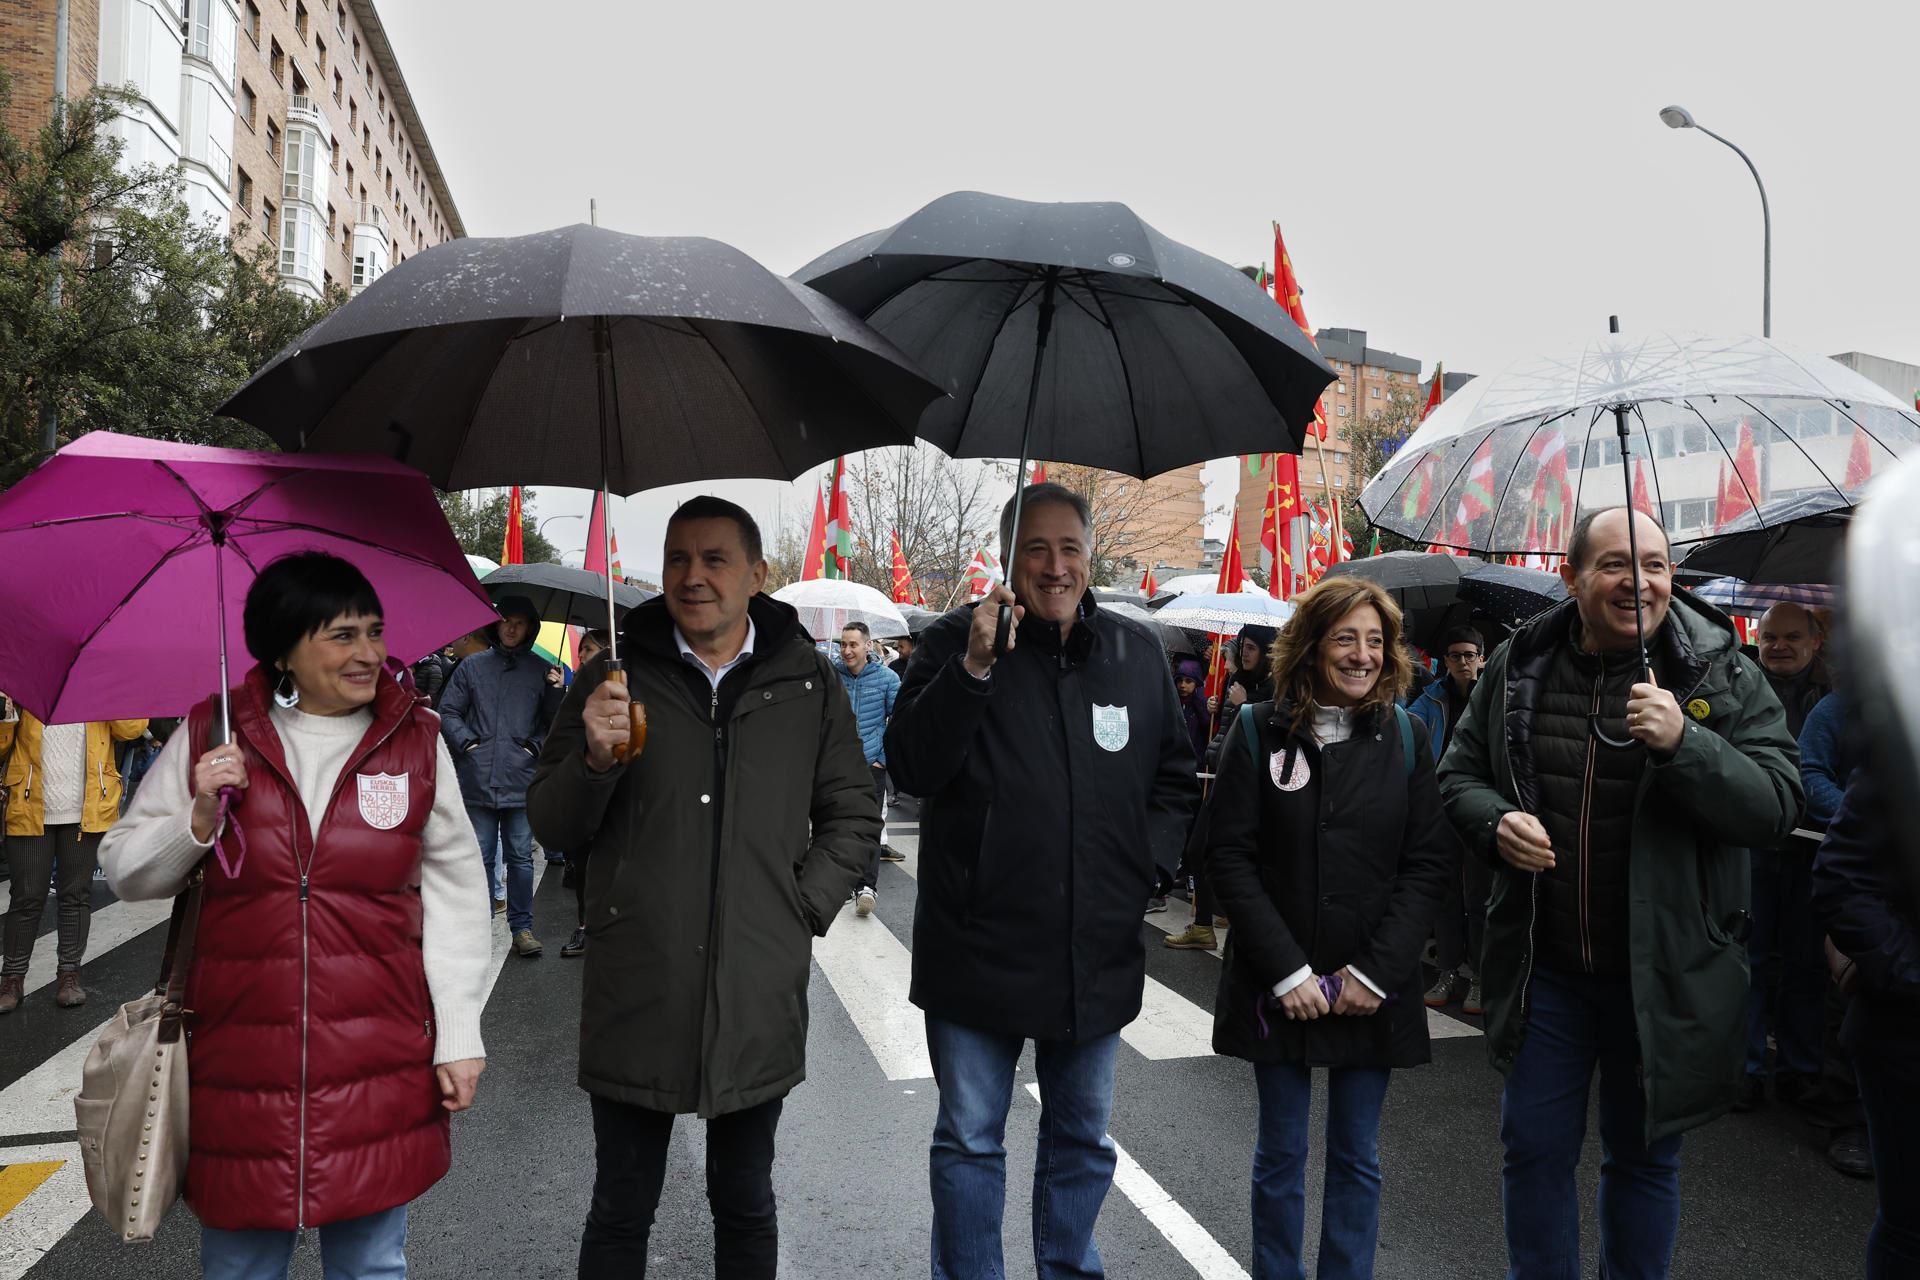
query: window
330 137 339 171
262 197 278 243
245 0 260 43
332 70 342 102
269 39 285 84
326 202 336 232
181 77 235 181
351 34 360 67
344 159 354 189
1369 385 1381 399
352 253 369 287
239 79 257 128
362 124 370 155
377 89 385 118
1337 404 1350 417
235 167 253 213
280 203 322 287
190 0 239 88
1336 381 1346 394
315 36 326 73
282 126 320 202
323 270 333 291
348 99 357 128
265 118 280 162
336 2 346 36
295 1 308 39
291 69 307 98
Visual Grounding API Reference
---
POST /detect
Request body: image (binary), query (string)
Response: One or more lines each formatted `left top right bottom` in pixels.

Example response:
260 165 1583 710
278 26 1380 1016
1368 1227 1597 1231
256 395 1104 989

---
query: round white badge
1270 750 1311 792
1106 253 1137 269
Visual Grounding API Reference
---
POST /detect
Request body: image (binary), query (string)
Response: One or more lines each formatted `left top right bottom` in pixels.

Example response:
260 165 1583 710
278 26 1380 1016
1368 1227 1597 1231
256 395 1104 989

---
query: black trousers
579 1093 783 1279
861 764 887 889
1433 848 1493 974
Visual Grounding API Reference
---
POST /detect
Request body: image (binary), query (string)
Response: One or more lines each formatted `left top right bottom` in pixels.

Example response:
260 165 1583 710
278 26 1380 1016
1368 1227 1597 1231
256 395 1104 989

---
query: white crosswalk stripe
812 899 932 1080
20 897 173 1001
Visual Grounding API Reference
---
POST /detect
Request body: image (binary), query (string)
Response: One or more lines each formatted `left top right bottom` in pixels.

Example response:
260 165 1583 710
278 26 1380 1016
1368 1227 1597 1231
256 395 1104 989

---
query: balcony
287 94 328 135
354 202 389 239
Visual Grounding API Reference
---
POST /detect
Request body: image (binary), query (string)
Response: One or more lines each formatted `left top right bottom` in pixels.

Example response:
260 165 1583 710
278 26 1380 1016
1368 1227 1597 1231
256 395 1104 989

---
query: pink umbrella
0 432 498 731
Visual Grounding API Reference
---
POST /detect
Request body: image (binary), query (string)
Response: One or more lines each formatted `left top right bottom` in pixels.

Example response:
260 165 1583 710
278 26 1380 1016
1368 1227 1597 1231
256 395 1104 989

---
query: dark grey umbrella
218 224 943 493
480 562 653 630
1324 551 1472 654
797 191 1335 649
1677 492 1851 584
1458 560 1566 630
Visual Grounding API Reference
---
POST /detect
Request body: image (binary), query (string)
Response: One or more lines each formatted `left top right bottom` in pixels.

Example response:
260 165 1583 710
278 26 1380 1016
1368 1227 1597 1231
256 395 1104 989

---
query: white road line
1427 1008 1482 1040
0 1141 92 1280
1144 902 1227 958
481 858 549 1006
0 1030 99 1139
22 897 174 999
1022 1083 1249 1280
811 901 932 1081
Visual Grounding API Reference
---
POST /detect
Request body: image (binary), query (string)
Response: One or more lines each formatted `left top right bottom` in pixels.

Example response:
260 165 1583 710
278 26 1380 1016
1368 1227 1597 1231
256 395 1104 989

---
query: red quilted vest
183 665 449 1232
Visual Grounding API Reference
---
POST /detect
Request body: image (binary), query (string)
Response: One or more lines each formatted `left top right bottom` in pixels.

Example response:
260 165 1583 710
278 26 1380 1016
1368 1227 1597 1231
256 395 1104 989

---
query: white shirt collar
674 617 757 690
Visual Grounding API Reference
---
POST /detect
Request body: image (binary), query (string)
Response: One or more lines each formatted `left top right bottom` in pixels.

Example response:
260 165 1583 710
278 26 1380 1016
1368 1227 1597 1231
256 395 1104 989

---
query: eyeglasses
1444 651 1481 662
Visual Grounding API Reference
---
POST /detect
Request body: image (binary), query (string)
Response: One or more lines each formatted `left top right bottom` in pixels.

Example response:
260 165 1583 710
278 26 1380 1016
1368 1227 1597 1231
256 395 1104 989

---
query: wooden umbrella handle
604 667 648 761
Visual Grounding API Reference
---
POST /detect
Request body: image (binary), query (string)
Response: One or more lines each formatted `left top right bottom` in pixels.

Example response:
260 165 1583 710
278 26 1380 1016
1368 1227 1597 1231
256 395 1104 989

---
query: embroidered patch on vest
1271 750 1311 791
357 772 410 830
1091 704 1130 752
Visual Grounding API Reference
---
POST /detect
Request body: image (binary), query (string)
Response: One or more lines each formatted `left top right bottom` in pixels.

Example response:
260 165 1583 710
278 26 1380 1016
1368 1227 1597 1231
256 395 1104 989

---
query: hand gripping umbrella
219 224 944 760
797 191 1335 654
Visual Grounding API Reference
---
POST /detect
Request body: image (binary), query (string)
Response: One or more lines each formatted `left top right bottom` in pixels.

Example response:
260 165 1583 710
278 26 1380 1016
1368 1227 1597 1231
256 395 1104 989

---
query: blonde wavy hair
1267 576 1415 733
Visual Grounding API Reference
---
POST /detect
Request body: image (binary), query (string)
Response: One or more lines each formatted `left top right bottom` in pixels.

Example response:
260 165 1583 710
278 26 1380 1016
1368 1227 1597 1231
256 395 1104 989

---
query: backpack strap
1238 703 1261 768
1393 703 1415 779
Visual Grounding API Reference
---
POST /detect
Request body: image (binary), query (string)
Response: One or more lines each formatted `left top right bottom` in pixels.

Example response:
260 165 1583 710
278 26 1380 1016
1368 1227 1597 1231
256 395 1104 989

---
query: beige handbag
74 865 205 1243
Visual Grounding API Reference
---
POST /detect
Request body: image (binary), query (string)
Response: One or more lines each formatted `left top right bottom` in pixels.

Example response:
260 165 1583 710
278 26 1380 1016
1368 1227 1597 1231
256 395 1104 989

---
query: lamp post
538 514 581 539
1660 104 1771 338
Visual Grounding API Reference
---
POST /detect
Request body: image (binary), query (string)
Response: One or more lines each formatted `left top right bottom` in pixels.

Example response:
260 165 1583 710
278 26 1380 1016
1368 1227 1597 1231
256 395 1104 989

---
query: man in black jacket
887 483 1198 1279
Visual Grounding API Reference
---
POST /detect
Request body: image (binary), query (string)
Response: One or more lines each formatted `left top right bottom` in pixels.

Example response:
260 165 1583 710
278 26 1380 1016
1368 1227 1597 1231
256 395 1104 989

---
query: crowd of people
2 482 1912 1279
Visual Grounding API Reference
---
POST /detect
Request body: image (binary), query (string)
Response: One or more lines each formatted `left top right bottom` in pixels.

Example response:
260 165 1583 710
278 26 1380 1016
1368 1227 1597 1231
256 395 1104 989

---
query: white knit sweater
99 703 490 1064
38 720 87 826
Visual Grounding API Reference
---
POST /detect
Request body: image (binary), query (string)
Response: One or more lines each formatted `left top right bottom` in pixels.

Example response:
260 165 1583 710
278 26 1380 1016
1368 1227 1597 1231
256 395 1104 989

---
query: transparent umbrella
772 580 910 642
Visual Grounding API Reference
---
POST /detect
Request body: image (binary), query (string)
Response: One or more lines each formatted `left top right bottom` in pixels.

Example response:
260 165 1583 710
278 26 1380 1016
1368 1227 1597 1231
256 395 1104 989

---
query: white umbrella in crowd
772 579 911 641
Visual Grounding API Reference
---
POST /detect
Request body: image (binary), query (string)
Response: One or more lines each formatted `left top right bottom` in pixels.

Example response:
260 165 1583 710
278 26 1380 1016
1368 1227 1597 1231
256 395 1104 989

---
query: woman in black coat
1205 576 1459 1280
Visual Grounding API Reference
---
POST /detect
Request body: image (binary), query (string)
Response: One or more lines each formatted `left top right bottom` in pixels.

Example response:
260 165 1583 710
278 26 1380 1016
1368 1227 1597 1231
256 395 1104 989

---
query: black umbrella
480 562 654 630
218 223 943 758
1677 492 1851 584
1458 560 1566 630
1322 551 1467 653
797 191 1335 649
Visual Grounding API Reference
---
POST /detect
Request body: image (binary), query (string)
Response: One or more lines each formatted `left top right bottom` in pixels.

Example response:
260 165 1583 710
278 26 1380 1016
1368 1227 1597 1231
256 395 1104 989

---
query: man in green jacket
1438 507 1801 1280
528 496 877 1280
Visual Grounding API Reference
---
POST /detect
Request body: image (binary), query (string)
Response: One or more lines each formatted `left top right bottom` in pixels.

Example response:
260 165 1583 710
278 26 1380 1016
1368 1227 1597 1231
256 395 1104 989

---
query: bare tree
1342 386 1427 555
842 447 1002 608
1022 463 1209 588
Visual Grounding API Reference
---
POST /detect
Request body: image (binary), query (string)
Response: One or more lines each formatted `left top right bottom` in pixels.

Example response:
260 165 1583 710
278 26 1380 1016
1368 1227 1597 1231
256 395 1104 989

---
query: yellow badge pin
1686 699 1711 721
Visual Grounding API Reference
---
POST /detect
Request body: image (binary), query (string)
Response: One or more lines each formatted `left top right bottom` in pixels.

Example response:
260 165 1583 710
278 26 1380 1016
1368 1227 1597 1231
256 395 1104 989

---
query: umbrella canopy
1100 600 1198 657
1154 592 1295 634
1149 572 1264 601
795 191 1333 478
465 554 500 578
1677 491 1850 584
1323 552 1467 655
480 562 653 629
218 224 945 493
1844 455 1920 887
0 432 496 724
1360 332 1920 555
1689 578 1835 616
1458 560 1567 630
897 604 946 635
771 580 910 642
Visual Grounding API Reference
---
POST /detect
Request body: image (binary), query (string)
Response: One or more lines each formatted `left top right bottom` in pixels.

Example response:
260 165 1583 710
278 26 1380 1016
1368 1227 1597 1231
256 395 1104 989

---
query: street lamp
1660 104 1771 338
538 514 581 539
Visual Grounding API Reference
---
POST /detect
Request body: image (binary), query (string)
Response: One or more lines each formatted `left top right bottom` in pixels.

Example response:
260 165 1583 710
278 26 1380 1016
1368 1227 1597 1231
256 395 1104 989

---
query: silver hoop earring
273 669 300 709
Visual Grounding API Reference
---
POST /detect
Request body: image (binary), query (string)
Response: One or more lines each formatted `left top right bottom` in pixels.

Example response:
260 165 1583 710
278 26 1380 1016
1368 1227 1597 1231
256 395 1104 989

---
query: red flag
889 530 917 605
801 482 828 580
825 459 852 579
583 490 623 579
1632 457 1657 519
1844 422 1875 492
1272 222 1329 440
1715 421 1760 530
501 487 525 565
1140 565 1158 597
964 547 1001 599
1419 366 1445 424
1259 464 1284 599
1216 513 1246 595
1029 462 1048 486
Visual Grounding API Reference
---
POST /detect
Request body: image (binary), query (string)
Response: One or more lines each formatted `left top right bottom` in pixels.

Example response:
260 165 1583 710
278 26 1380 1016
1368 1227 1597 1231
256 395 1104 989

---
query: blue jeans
1745 844 1825 1079
1501 969 1683 1280
1250 1062 1391 1280
926 1015 1120 1279
201 1205 407 1278
466 805 533 933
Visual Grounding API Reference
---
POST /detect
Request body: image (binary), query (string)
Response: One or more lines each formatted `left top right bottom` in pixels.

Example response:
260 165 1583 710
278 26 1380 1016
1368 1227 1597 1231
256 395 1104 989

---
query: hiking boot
512 930 543 958
0 974 22 1014
878 845 906 863
1213 915 1231 929
55 971 87 1008
1164 924 1217 950
1462 976 1484 1016
561 927 588 959
1144 895 1169 915
492 898 507 917
1423 969 1465 1008
1828 1128 1874 1179
855 887 877 918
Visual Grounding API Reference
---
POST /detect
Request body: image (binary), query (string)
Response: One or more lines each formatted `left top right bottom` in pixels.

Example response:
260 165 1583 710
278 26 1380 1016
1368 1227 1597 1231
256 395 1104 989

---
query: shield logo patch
357 772 410 830
1271 750 1311 792
1091 704 1130 752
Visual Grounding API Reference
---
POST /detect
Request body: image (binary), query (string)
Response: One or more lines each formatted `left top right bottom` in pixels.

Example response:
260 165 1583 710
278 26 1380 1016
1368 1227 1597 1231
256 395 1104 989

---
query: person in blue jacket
835 620 900 916
1410 625 1489 1012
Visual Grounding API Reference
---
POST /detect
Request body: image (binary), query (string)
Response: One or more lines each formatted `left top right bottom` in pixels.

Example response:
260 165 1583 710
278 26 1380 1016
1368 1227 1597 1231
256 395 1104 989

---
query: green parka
527 595 878 1118
1437 592 1802 1143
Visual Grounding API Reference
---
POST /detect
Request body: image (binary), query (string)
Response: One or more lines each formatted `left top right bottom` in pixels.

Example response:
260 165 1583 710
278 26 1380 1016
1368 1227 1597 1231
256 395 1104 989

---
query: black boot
561 926 588 958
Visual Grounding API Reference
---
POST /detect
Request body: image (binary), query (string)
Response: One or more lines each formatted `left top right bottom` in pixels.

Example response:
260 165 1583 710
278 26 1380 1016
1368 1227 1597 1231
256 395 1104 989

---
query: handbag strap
155 868 206 1045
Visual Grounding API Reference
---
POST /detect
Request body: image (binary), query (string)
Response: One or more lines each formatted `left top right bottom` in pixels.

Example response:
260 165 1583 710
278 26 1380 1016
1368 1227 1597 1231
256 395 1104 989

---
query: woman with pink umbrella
101 551 493 1275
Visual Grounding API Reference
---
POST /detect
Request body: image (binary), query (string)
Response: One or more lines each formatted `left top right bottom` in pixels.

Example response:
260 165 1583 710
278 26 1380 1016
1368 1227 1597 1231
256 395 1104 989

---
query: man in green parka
1438 506 1802 1280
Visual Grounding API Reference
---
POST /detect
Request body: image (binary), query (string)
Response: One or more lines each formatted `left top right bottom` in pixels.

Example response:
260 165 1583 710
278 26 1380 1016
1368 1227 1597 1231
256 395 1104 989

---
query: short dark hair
243 552 383 668
1567 506 1671 570
840 621 871 639
579 628 611 651
999 482 1093 557
666 495 763 563
1442 626 1484 654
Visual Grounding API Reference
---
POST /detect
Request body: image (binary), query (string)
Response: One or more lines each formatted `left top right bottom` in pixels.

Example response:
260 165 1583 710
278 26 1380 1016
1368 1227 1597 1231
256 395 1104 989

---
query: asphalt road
0 809 1876 1278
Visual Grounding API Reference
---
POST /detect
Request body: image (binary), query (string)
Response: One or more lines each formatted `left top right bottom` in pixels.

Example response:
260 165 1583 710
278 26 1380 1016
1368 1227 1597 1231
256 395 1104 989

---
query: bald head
1559 507 1675 654
1757 602 1822 677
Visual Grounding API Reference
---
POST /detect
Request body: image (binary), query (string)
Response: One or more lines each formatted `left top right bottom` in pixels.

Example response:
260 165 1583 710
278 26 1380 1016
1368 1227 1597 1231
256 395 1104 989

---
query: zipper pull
299 875 309 902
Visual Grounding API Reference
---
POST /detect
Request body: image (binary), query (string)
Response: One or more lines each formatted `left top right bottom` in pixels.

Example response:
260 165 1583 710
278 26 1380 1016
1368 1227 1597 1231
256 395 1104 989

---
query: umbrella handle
1588 714 1642 752
605 664 648 762
994 604 1015 656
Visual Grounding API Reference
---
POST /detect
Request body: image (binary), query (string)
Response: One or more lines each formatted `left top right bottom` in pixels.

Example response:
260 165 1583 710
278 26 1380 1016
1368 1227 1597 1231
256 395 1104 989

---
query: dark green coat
527 595 878 1118
1437 593 1803 1143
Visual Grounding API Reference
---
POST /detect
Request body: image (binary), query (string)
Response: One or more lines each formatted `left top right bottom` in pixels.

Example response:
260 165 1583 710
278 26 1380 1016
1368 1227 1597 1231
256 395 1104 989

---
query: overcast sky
378 0 1920 572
